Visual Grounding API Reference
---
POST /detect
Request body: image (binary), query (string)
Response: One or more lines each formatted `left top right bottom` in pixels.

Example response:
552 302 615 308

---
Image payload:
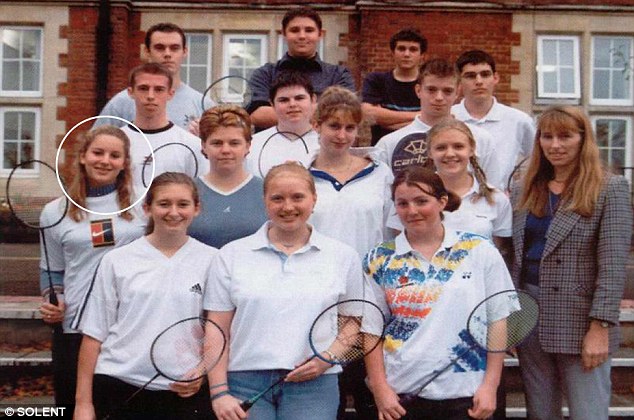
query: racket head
390 132 429 176
201 75 252 110
466 289 538 353
257 130 309 178
309 299 386 365
150 317 226 383
5 159 69 229
141 142 199 188
506 157 529 192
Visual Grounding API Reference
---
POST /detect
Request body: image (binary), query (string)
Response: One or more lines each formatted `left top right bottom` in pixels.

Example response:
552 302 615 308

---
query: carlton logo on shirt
391 132 428 175
90 219 115 248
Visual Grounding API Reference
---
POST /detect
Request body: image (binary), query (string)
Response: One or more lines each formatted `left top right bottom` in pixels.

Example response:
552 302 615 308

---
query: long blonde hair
67 126 134 222
426 118 494 205
519 106 604 217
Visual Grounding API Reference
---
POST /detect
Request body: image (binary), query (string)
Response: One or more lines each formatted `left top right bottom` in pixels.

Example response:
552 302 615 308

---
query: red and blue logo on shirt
90 219 114 248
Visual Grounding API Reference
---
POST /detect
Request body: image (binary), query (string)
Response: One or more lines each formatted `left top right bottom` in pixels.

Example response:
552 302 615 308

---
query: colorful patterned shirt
363 228 514 400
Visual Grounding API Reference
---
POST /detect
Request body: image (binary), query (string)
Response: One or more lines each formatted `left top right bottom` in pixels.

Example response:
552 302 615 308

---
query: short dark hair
128 62 173 89
144 23 186 50
282 6 322 33
455 49 496 73
269 71 315 102
389 28 427 53
418 58 457 84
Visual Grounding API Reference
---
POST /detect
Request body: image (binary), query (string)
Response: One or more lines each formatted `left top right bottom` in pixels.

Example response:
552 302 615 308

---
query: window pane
22 30 40 59
595 120 610 147
543 71 558 94
612 70 627 99
559 41 574 66
594 38 611 67
22 61 39 91
612 39 630 67
560 68 575 93
542 40 557 65
3 141 17 169
188 35 208 65
593 70 610 99
611 120 626 148
244 39 261 67
21 111 35 139
612 149 625 169
4 111 18 139
2 29 20 59
20 141 34 161
2 61 19 91
189 67 207 93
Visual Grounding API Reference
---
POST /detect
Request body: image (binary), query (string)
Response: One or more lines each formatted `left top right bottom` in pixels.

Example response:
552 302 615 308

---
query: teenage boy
246 71 319 177
95 23 208 130
376 58 504 189
246 6 355 130
362 28 427 145
121 63 207 190
452 49 535 189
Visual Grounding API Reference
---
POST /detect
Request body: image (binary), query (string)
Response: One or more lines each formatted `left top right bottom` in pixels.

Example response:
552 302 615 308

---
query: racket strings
141 143 199 188
467 291 539 352
151 318 225 382
6 161 67 229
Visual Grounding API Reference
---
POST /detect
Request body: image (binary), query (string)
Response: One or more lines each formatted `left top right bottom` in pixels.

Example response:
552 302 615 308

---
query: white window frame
0 26 43 97
276 33 324 60
536 35 581 99
222 33 267 79
1 106 41 176
590 35 634 106
591 115 632 183
181 32 212 94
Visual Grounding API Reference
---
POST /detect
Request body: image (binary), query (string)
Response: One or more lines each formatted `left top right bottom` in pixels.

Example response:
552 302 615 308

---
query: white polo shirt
203 222 366 373
376 116 505 190
443 178 511 239
309 158 394 258
452 98 535 189
246 127 320 178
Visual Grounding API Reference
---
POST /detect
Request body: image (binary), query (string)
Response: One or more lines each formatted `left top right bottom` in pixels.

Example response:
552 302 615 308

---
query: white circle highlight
55 116 155 216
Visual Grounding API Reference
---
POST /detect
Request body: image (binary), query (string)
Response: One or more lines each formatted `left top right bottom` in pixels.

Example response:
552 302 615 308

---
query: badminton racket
399 289 538 406
6 160 69 314
506 157 529 193
240 299 386 412
201 75 253 111
257 130 309 178
141 142 199 188
390 132 429 175
103 316 226 419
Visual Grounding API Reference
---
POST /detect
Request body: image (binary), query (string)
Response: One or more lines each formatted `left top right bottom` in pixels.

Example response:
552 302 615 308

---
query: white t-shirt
376 116 505 190
41 193 146 333
452 98 535 189
122 122 208 191
364 229 515 400
309 158 394 258
78 236 218 390
246 127 320 178
203 222 366 373
386 177 512 240
93 83 211 130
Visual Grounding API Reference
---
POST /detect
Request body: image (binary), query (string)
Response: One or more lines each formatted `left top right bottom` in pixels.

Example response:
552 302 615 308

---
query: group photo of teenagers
1 2 634 420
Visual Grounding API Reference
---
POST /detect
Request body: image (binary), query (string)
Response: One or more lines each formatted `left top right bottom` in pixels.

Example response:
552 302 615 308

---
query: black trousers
52 330 83 418
400 396 475 420
93 374 215 420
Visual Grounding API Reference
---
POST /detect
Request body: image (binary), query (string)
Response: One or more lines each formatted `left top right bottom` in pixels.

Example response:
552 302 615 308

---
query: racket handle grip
49 290 59 306
398 393 417 407
240 400 254 412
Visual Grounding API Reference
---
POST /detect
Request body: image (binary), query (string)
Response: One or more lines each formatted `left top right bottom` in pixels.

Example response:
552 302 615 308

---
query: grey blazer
511 174 633 354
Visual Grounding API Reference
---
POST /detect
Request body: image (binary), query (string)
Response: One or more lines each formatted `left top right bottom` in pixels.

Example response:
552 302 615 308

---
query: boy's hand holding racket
39 297 65 325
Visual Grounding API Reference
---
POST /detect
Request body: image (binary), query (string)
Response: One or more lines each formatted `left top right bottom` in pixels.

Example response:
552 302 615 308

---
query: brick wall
351 10 522 106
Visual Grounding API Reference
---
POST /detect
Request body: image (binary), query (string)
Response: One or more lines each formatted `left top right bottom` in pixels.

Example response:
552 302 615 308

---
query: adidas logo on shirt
189 283 203 295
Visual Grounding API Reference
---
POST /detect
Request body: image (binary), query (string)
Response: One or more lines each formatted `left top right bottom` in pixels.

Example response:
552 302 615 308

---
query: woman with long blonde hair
39 125 145 413
512 105 632 420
